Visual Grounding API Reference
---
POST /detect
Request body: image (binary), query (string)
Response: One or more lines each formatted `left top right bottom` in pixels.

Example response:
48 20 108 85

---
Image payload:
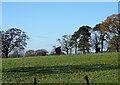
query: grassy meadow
2 52 120 84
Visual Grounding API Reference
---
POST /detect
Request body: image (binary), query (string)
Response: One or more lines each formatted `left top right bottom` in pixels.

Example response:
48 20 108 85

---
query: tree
100 14 120 52
35 49 48 56
57 35 72 55
50 45 56 55
107 35 120 52
71 31 80 54
101 14 120 36
78 26 92 54
93 24 109 53
91 33 100 53
93 24 104 53
2 28 29 58
10 47 24 58
70 26 92 54
0 30 3 57
25 50 35 57
9 52 23 58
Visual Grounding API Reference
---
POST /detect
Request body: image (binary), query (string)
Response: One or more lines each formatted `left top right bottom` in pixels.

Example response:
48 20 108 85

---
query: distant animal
96 48 100 53
55 47 61 55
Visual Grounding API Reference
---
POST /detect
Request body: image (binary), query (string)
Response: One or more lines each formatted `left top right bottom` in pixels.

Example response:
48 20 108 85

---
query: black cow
55 47 61 55
96 47 100 53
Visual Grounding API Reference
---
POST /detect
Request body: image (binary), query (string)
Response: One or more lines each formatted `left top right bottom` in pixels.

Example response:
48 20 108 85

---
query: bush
35 49 48 56
25 50 35 57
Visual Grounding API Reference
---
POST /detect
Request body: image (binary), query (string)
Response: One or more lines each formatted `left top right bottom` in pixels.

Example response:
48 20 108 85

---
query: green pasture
2 52 119 84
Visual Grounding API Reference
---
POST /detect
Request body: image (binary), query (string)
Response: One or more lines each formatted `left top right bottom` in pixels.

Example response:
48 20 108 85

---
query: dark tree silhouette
2 28 29 58
78 26 92 54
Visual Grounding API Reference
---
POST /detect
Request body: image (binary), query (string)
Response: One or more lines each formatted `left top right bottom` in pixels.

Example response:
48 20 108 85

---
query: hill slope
2 52 119 84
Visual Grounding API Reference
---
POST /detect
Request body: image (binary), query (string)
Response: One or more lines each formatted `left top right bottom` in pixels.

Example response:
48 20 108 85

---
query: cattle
96 47 100 53
55 47 61 55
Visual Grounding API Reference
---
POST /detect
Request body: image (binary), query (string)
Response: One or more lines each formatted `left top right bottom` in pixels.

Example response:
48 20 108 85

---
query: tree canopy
2 28 29 58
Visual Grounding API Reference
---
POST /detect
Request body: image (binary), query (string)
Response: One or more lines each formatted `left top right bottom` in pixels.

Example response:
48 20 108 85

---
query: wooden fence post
33 78 37 85
85 75 90 85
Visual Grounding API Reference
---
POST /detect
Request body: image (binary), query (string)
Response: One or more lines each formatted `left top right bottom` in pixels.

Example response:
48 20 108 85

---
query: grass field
2 52 120 84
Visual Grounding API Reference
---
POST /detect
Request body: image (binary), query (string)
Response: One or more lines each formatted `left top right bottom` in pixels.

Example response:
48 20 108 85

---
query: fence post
85 75 90 85
33 78 37 85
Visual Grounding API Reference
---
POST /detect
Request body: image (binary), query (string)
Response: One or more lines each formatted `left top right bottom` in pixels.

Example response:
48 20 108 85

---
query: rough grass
2 52 119 84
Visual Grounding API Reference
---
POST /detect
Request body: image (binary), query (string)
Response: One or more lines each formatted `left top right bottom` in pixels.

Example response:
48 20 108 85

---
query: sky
2 2 118 52
1 0 119 2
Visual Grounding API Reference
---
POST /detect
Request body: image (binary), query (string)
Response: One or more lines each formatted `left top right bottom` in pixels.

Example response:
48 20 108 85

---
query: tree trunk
116 47 119 52
87 48 89 53
70 48 72 54
75 43 77 54
101 38 104 53
5 51 9 58
95 36 98 53
66 48 69 55
83 46 85 54
86 38 89 53
95 45 98 53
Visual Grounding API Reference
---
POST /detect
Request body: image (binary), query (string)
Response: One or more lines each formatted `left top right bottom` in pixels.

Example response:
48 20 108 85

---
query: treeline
0 13 120 58
54 14 120 54
25 49 48 57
